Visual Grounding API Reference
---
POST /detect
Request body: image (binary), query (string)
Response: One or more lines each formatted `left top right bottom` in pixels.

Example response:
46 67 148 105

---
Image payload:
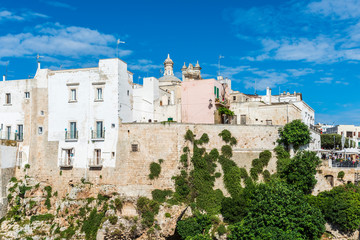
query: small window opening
131 144 138 152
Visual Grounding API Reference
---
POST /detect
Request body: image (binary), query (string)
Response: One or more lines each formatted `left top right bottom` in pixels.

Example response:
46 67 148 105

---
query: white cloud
128 59 162 72
308 0 360 20
286 68 315 77
315 77 333 84
0 9 48 22
40 1 76 10
0 23 132 62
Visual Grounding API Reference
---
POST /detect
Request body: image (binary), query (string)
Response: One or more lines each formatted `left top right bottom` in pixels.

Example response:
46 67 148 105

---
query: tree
228 180 325 240
278 120 311 151
321 134 356 149
311 183 360 233
278 151 321 194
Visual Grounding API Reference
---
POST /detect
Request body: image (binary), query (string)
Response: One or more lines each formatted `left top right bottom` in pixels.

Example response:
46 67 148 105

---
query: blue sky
1 0 360 125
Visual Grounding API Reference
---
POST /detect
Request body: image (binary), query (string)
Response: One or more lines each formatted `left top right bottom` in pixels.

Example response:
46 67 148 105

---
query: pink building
181 62 229 124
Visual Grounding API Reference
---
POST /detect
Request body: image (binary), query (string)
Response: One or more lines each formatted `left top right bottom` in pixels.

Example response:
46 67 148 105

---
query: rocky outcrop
0 176 188 240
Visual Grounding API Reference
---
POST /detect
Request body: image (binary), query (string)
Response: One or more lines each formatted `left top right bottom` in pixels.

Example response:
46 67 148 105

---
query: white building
326 125 360 148
0 58 133 169
132 54 182 123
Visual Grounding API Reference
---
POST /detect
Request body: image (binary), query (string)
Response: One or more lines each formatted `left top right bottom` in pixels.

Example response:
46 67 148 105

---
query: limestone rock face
0 176 192 240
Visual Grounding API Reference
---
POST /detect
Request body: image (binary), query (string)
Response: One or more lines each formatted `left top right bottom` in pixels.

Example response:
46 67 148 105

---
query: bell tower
164 54 174 76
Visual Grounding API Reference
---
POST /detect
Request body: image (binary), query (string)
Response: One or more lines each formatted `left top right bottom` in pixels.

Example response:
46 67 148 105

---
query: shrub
228 181 325 240
108 215 118 225
149 162 161 179
151 189 172 203
114 198 123 211
30 214 54 223
219 130 237 146
10 177 17 183
262 170 271 182
312 183 360 233
338 171 345 179
180 154 188 167
185 130 195 142
217 224 227 236
221 145 232 158
24 164 30 169
136 197 160 227
177 214 212 240
165 212 171 218
214 172 221 178
81 208 106 240
221 197 249 224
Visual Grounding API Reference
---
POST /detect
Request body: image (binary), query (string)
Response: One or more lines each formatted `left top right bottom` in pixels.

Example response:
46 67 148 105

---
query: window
240 115 246 125
40 111 44 115
112 152 115 158
17 125 23 141
111 123 115 128
38 127 43 135
96 88 103 100
94 149 101 165
266 120 272 125
131 144 138 152
95 121 104 138
5 93 11 104
25 92 30 99
69 122 77 139
70 89 77 101
233 96 236 101
6 126 11 140
127 90 129 96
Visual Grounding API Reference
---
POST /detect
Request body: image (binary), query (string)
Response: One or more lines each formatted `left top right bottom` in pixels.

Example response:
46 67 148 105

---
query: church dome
158 75 181 83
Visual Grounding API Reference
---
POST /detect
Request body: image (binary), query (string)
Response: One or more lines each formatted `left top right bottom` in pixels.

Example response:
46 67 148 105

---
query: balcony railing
91 130 105 141
88 158 104 169
332 159 360 168
59 157 74 168
65 131 78 141
0 131 23 141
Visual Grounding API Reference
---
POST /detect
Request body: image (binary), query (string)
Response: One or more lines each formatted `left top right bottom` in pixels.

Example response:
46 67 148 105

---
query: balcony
0 131 23 141
88 158 104 169
91 130 105 141
58 157 74 169
215 98 229 107
65 131 78 142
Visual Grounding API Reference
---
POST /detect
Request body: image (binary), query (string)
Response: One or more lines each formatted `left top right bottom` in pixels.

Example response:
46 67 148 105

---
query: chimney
2 75 5 81
37 61 41 70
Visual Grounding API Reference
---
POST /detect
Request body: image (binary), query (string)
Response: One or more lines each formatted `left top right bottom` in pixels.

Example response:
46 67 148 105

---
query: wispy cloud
315 77 333 84
227 0 360 64
40 0 76 10
0 22 131 63
128 59 162 72
0 9 48 23
307 0 360 20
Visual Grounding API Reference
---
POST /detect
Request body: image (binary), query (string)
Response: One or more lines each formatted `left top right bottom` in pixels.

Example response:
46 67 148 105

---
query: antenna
36 54 42 69
218 55 224 76
116 39 126 58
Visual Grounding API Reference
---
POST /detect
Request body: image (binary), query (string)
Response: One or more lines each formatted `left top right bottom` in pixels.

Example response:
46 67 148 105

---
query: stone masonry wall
14 123 280 199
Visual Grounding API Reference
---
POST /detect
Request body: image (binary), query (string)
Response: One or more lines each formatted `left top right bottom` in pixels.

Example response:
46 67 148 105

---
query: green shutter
217 88 219 98
214 86 216 95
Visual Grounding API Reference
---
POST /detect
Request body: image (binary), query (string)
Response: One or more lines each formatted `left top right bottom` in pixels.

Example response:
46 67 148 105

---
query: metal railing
59 157 74 168
332 159 360 168
91 130 105 140
0 131 23 141
88 158 104 167
65 131 78 141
